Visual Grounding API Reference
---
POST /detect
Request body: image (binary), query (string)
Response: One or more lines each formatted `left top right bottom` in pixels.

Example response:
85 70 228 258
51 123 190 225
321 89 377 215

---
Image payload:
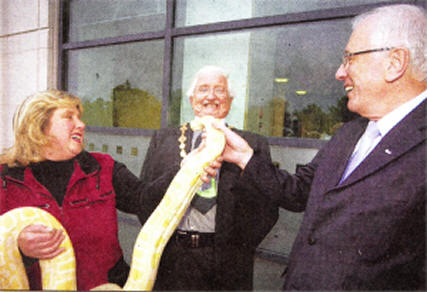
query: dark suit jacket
238 100 426 290
138 124 278 290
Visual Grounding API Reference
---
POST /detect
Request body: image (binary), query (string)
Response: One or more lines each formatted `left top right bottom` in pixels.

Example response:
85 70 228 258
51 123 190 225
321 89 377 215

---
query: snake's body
0 116 225 291
0 207 76 290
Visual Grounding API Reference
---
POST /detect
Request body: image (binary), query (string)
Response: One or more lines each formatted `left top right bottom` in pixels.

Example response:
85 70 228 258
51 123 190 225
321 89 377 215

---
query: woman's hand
18 224 65 260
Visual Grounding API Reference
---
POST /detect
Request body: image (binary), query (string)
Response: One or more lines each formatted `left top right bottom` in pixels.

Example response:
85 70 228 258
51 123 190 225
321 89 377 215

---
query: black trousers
154 238 216 290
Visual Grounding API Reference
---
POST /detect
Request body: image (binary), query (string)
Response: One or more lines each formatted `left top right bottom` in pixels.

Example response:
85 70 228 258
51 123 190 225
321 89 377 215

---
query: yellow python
0 116 225 291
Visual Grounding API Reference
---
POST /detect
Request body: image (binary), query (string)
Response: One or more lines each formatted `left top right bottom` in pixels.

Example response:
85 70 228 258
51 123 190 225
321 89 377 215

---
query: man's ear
384 48 409 82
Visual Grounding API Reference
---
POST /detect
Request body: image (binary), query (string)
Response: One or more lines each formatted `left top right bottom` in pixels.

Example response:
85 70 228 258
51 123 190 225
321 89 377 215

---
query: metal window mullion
57 0 65 89
161 0 175 128
61 31 166 51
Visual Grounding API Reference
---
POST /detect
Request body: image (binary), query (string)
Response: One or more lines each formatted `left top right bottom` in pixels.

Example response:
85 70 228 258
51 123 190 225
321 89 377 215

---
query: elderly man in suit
215 4 426 290
138 65 278 290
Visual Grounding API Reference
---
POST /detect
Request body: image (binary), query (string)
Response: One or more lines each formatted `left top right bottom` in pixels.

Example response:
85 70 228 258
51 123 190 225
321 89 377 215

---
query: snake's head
190 115 218 132
189 115 226 162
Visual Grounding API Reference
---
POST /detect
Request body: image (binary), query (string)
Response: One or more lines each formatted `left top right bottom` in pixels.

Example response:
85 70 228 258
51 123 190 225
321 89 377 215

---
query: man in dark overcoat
138 65 278 290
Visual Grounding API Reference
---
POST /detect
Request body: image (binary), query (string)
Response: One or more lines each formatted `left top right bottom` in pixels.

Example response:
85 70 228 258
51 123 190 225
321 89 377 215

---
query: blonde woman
0 90 144 290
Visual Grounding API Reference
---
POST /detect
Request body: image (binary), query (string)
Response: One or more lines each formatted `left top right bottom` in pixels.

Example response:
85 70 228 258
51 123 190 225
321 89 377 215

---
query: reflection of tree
246 95 359 139
81 81 162 129
112 80 161 129
327 95 360 135
330 95 360 123
294 103 331 139
82 98 113 127
293 95 360 139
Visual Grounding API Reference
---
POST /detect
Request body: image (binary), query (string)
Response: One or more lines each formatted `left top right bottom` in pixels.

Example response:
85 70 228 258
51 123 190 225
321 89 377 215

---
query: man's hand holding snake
213 121 254 170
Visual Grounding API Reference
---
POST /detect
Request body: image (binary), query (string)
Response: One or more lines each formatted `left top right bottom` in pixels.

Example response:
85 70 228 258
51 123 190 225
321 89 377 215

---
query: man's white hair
353 4 427 82
186 65 235 98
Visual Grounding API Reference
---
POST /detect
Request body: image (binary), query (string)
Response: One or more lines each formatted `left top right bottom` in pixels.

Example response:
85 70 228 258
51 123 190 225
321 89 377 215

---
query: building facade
1 0 426 289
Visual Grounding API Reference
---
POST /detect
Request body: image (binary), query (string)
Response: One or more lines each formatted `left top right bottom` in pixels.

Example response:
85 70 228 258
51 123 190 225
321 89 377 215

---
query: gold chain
178 122 231 159
178 123 188 158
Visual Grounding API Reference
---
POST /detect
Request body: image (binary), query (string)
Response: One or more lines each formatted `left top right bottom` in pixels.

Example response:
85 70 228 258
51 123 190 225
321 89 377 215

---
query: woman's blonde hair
0 89 83 167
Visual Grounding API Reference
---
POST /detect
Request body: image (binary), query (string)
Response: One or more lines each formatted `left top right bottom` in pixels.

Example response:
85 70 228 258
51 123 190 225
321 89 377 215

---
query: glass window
66 40 164 129
170 18 359 139
68 0 166 42
63 0 420 139
175 0 396 27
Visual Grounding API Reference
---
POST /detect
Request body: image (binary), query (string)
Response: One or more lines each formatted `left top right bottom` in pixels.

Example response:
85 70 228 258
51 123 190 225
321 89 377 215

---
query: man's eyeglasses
196 85 227 97
342 47 395 67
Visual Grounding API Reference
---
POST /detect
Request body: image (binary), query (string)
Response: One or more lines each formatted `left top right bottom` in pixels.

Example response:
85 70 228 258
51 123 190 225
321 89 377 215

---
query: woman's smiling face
43 106 86 161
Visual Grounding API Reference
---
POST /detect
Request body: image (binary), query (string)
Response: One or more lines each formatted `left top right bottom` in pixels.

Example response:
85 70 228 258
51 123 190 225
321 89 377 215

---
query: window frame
57 0 424 149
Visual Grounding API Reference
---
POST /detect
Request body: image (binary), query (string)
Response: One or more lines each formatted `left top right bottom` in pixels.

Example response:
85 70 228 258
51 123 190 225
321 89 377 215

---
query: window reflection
171 19 359 139
67 41 164 129
176 0 396 27
68 0 166 42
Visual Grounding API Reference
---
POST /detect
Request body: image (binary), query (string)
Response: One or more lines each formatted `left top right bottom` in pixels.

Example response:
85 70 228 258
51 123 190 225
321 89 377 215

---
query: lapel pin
385 149 392 155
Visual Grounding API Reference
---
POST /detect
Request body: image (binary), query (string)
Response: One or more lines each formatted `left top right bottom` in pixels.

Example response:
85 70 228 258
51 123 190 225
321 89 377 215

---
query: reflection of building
271 97 286 136
112 81 161 129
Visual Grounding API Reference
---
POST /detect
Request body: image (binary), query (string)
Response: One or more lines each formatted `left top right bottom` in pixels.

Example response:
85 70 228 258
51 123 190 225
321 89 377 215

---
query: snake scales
0 116 225 291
